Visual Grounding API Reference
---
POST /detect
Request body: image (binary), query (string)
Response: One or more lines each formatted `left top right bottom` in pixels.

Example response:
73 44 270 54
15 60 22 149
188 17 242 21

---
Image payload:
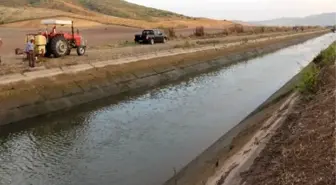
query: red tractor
40 19 86 58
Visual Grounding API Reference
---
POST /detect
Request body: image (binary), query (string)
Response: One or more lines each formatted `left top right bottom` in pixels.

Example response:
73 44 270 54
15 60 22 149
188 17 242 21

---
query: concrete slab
136 55 155 61
100 83 121 96
162 52 177 57
188 48 202 53
182 62 209 74
132 68 158 78
152 65 177 74
201 46 214 51
197 47 209 51
123 57 138 64
145 55 158 60
162 69 185 81
92 60 114 68
0 108 23 126
23 68 64 80
113 73 137 84
61 64 93 73
176 48 187 52
156 51 171 56
0 73 25 85
112 59 129 65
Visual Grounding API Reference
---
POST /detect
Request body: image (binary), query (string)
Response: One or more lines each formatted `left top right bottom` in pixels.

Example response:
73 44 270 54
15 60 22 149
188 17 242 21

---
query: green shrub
298 42 336 94
298 65 320 94
313 42 336 66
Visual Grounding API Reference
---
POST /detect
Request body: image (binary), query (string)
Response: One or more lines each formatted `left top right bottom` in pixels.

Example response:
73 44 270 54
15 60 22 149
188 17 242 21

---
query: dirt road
0 25 224 55
0 27 325 76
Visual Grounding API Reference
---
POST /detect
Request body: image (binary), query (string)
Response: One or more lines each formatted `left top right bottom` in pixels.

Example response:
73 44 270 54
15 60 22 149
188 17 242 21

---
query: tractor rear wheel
44 42 52 57
76 46 86 56
50 36 69 58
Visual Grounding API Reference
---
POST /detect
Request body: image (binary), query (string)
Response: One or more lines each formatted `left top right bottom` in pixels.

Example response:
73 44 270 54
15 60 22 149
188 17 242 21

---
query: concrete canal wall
0 30 328 126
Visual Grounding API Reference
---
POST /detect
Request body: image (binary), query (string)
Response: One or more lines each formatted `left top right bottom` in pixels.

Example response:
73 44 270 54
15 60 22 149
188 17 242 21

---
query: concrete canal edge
0 31 328 126
162 52 324 184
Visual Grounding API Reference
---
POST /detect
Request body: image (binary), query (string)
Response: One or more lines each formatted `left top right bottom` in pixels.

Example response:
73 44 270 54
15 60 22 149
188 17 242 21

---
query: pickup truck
134 29 167 44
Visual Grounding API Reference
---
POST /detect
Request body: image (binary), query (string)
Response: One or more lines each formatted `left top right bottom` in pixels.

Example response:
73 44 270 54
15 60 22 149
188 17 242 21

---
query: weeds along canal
0 33 335 185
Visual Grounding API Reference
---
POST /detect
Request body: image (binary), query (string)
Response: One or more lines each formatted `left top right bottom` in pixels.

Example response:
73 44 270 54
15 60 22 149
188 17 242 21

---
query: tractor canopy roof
41 19 72 25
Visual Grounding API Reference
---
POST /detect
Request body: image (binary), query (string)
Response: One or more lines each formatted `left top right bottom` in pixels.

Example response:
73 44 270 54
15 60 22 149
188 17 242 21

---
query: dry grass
195 26 205 37
173 41 196 48
185 25 321 40
163 28 177 39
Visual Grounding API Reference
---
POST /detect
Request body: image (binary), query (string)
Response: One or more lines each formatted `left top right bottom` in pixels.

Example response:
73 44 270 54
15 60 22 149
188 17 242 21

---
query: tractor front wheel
77 46 86 56
50 36 69 58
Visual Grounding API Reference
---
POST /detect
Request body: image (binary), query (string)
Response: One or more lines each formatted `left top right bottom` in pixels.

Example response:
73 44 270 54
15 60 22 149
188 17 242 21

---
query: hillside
0 0 234 28
249 12 336 26
1 0 188 20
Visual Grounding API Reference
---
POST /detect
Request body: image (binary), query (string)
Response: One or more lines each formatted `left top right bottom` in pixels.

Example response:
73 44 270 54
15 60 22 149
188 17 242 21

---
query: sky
126 0 336 21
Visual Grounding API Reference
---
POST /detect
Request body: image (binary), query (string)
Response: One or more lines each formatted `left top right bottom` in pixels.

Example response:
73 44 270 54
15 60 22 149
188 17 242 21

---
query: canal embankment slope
162 37 335 185
0 30 329 126
205 42 336 185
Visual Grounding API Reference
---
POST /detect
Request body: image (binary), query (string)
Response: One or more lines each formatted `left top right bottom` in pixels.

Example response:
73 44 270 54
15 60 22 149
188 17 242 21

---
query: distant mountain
231 20 252 25
249 12 336 26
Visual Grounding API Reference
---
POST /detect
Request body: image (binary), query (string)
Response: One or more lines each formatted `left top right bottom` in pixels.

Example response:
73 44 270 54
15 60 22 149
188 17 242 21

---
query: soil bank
239 44 336 185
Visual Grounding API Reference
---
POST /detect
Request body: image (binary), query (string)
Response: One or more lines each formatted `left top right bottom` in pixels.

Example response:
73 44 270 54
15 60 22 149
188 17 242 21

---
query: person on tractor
25 38 35 67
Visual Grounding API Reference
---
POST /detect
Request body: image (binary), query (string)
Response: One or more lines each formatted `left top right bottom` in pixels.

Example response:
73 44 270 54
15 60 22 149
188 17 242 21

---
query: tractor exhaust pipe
71 21 75 42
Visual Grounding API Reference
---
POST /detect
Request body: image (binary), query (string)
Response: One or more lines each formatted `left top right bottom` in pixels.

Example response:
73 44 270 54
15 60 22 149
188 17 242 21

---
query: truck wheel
77 46 86 56
50 36 68 58
150 39 154 45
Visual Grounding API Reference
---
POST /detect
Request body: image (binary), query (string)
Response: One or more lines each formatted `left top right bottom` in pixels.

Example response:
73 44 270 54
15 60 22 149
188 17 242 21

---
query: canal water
0 33 335 185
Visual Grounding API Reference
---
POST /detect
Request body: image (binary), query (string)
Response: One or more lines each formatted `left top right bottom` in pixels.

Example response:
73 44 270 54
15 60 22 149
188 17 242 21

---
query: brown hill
0 0 235 28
